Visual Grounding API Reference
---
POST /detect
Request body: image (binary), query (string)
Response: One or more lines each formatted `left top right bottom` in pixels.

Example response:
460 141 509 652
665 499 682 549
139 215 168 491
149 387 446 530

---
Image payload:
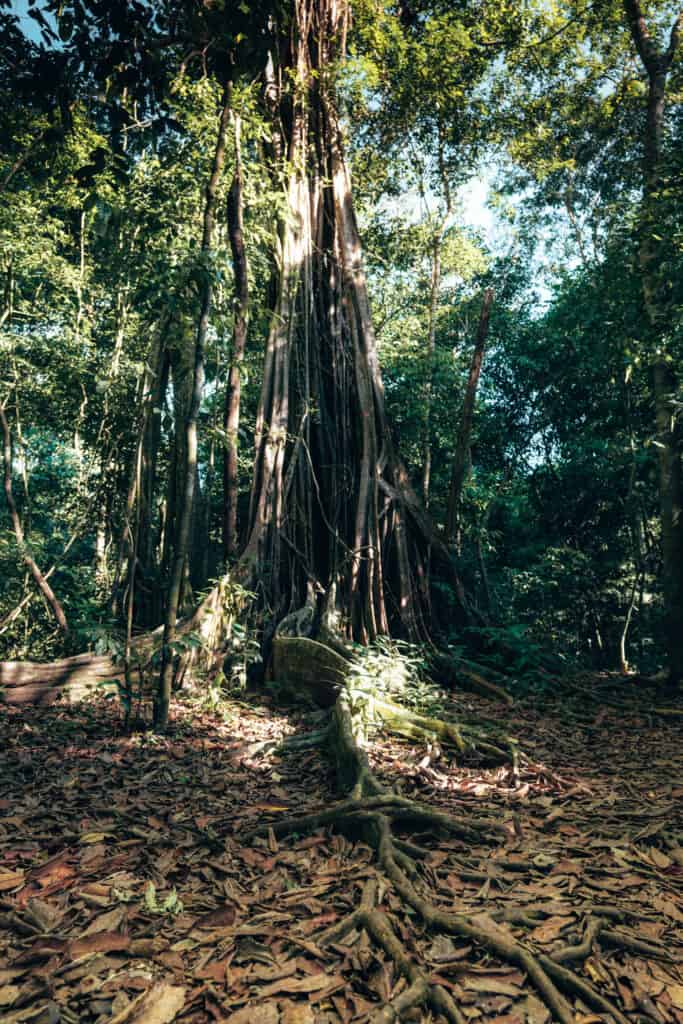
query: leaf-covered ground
1 679 682 1024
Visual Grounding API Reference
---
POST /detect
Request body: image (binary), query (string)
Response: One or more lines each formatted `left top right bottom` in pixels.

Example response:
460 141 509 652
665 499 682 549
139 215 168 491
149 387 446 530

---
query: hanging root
244 661 651 1024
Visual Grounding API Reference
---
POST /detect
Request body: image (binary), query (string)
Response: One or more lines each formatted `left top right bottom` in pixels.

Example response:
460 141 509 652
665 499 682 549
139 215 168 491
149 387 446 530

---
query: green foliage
144 881 183 917
347 638 448 719
1 0 679 679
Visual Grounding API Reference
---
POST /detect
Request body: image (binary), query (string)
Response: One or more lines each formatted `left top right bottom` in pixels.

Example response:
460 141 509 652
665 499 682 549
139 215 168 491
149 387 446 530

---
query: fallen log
0 653 121 705
0 578 233 707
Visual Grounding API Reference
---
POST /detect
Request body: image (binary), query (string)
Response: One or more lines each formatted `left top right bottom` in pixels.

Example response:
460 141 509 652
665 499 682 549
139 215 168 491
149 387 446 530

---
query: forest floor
0 676 682 1024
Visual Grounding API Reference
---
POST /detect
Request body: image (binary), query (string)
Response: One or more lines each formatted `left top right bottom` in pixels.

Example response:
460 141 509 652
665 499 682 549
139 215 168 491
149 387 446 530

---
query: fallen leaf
516 994 551 1024
81 906 126 935
109 982 185 1024
652 895 683 923
260 973 344 998
0 870 24 891
648 848 672 869
225 1002 279 1024
80 832 108 844
530 917 569 944
670 985 683 1011
68 931 130 959
25 897 63 931
280 1001 315 1024
0 986 21 1007
194 904 236 929
460 973 523 997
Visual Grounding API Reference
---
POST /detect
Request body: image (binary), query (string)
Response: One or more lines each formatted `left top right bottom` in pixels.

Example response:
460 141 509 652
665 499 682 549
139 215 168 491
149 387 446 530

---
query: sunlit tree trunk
242 0 468 643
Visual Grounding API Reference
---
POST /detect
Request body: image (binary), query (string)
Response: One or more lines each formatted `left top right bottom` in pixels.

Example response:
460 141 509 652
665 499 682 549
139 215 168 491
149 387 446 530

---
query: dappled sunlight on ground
1 682 682 1023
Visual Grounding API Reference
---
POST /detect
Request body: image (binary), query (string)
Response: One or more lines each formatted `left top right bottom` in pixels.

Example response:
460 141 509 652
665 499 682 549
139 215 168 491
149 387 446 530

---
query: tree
240 0 464 645
446 287 494 542
1 0 678 692
622 0 683 685
155 86 232 731
494 0 682 683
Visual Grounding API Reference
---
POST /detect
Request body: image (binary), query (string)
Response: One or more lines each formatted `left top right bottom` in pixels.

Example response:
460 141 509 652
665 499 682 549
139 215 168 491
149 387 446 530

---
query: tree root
429 651 514 706
551 916 604 963
535 914 673 966
539 955 631 1024
244 792 505 845
246 672 657 1024
270 637 515 765
371 697 511 763
316 879 464 1023
321 906 465 1024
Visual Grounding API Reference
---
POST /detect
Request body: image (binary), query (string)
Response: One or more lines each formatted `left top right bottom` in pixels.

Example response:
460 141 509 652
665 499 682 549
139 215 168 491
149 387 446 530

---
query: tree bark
223 106 249 560
421 224 444 507
446 288 494 543
622 0 683 684
1 401 69 633
154 84 232 731
111 323 169 626
241 0 470 643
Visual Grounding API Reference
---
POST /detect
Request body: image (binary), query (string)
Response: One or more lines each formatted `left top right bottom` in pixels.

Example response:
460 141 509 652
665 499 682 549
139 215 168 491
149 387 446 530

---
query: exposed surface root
371 697 512 762
539 955 631 1024
246 664 668 1024
2 680 681 1023
319 904 465 1024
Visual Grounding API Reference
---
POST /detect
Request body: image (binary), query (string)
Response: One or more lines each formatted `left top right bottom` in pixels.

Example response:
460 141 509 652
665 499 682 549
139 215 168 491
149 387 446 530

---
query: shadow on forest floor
0 678 682 1023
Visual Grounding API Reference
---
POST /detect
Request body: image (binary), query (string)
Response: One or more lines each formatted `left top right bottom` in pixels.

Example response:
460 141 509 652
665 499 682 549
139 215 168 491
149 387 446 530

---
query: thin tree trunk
421 225 444 506
619 575 640 675
446 288 494 543
138 348 169 625
421 136 451 507
623 0 683 684
1 401 68 632
111 323 169 620
155 85 232 731
223 107 249 560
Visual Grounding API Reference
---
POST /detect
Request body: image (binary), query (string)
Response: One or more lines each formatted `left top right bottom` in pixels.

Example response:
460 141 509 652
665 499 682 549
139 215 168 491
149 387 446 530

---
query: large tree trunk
0 0 472 708
623 0 683 685
242 0 467 644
